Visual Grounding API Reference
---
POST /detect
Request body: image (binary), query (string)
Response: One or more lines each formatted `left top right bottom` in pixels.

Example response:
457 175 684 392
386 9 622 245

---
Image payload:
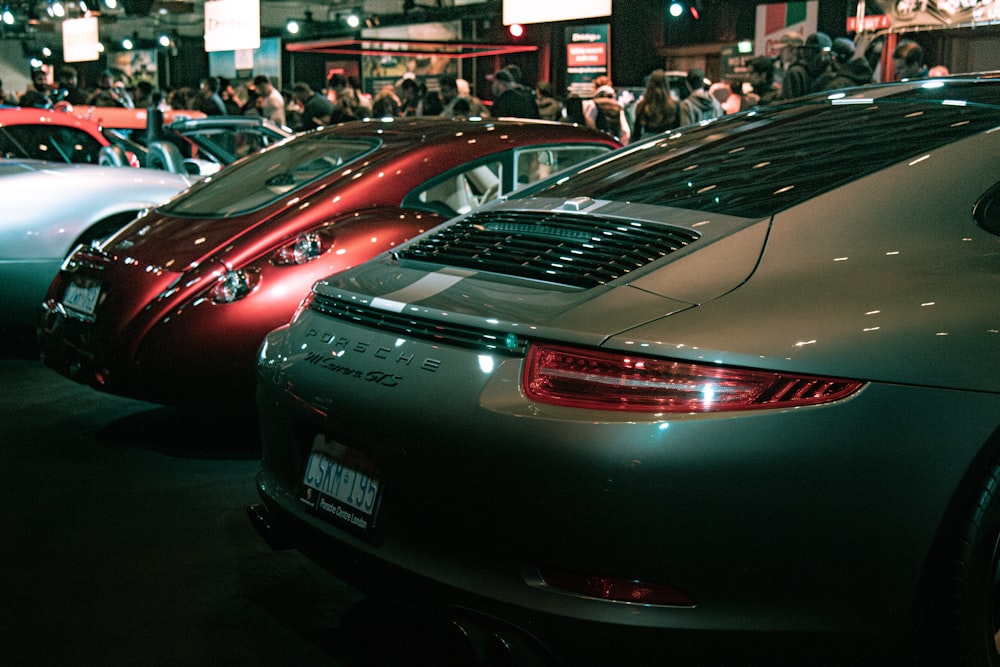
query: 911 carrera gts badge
303 329 442 374
303 352 403 386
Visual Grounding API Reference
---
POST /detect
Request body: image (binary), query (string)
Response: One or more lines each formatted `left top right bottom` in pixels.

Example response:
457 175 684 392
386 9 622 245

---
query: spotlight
668 1 684 18
508 23 524 38
121 36 134 49
2 5 14 24
285 18 299 34
345 13 359 28
158 32 172 47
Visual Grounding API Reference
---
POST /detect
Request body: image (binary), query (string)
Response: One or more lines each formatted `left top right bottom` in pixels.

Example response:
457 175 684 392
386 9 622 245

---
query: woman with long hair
633 69 679 140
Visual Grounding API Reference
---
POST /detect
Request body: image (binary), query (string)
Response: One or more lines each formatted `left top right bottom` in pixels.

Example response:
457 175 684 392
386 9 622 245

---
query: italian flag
755 1 819 57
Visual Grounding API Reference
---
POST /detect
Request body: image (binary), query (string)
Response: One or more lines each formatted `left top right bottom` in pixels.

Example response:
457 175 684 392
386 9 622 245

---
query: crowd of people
4 34 944 143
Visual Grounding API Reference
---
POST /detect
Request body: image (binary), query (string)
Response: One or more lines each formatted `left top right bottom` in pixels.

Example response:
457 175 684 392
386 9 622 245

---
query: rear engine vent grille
395 210 699 289
308 294 527 355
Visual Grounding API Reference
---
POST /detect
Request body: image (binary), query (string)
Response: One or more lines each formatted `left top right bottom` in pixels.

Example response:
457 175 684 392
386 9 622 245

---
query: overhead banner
204 0 261 53
872 0 1000 28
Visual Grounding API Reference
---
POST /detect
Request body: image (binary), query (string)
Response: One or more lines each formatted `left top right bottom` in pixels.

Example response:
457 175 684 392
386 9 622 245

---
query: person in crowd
167 86 194 110
370 84 402 118
589 82 631 144
745 55 781 107
831 37 856 67
446 96 471 120
19 69 52 108
679 68 724 126
439 76 487 118
87 69 133 107
53 66 87 105
252 75 286 126
819 56 873 91
328 72 370 120
893 40 929 80
709 81 742 115
632 69 679 140
454 78 488 117
928 65 951 77
398 76 423 116
535 81 564 121
131 80 157 110
292 81 335 131
218 77 243 114
774 31 804 88
780 32 833 100
0 78 18 105
350 76 373 111
812 37 860 91
489 67 540 119
421 89 444 116
438 74 461 116
194 76 227 115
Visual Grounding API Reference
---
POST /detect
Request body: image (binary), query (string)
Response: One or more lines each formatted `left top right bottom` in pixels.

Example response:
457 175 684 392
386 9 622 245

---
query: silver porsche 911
251 78 1000 665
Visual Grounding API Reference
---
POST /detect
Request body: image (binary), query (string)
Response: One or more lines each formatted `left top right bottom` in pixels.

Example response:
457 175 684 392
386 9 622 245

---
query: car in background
247 79 1000 665
37 117 620 405
0 159 194 338
0 106 140 166
94 112 293 176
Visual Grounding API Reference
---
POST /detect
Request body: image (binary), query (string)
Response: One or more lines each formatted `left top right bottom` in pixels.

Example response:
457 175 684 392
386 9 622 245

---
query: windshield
158 133 378 217
525 96 1000 219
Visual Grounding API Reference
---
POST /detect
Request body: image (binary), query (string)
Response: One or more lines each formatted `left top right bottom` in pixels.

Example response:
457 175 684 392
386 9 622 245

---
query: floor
0 346 390 666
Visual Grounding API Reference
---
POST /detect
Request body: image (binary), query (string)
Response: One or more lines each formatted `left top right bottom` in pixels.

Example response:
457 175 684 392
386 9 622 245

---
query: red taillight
523 343 863 413
538 567 695 607
272 231 331 265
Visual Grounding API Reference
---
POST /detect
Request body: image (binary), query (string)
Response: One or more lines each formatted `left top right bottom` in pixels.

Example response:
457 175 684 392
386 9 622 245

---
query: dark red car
38 117 619 405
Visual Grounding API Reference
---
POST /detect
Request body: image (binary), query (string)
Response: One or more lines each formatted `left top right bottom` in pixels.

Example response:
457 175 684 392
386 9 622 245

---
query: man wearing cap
489 67 540 119
780 32 833 100
775 31 804 88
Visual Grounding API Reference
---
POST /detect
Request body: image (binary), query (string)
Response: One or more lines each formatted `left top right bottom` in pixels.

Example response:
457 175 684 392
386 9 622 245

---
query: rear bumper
250 466 905 667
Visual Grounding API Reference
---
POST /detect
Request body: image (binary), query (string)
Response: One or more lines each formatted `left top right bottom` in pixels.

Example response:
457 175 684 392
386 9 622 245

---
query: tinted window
0 125 103 164
526 98 1000 218
512 145 611 190
158 134 378 217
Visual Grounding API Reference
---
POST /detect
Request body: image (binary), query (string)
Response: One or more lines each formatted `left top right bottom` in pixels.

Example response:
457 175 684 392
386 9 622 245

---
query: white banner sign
62 16 100 63
204 0 261 53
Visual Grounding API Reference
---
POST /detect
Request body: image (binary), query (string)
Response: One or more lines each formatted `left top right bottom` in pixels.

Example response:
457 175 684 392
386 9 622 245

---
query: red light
690 7 700 19
523 343 863 413
538 567 695 606
508 23 524 38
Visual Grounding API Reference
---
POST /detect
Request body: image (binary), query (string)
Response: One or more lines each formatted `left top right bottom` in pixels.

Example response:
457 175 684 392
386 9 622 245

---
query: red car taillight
523 343 863 413
272 231 329 265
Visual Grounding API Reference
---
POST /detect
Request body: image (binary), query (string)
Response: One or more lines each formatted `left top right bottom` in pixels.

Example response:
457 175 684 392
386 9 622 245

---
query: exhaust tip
246 502 293 550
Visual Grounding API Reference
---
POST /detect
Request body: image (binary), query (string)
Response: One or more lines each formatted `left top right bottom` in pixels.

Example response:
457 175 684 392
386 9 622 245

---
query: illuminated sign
204 0 261 53
503 0 611 25
62 17 100 63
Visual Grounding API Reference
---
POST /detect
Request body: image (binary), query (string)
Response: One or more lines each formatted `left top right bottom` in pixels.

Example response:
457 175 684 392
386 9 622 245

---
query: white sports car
0 159 195 339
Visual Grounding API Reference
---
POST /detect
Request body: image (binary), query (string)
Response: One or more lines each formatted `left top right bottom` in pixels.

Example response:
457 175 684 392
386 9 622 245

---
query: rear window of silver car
526 96 1000 219
158 135 378 217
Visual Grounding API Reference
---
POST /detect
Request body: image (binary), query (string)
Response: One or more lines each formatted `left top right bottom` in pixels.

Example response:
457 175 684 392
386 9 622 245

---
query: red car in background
38 117 620 406
0 106 141 166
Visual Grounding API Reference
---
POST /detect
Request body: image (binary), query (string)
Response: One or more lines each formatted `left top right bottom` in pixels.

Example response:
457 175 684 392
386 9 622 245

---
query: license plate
299 434 381 536
62 281 101 317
